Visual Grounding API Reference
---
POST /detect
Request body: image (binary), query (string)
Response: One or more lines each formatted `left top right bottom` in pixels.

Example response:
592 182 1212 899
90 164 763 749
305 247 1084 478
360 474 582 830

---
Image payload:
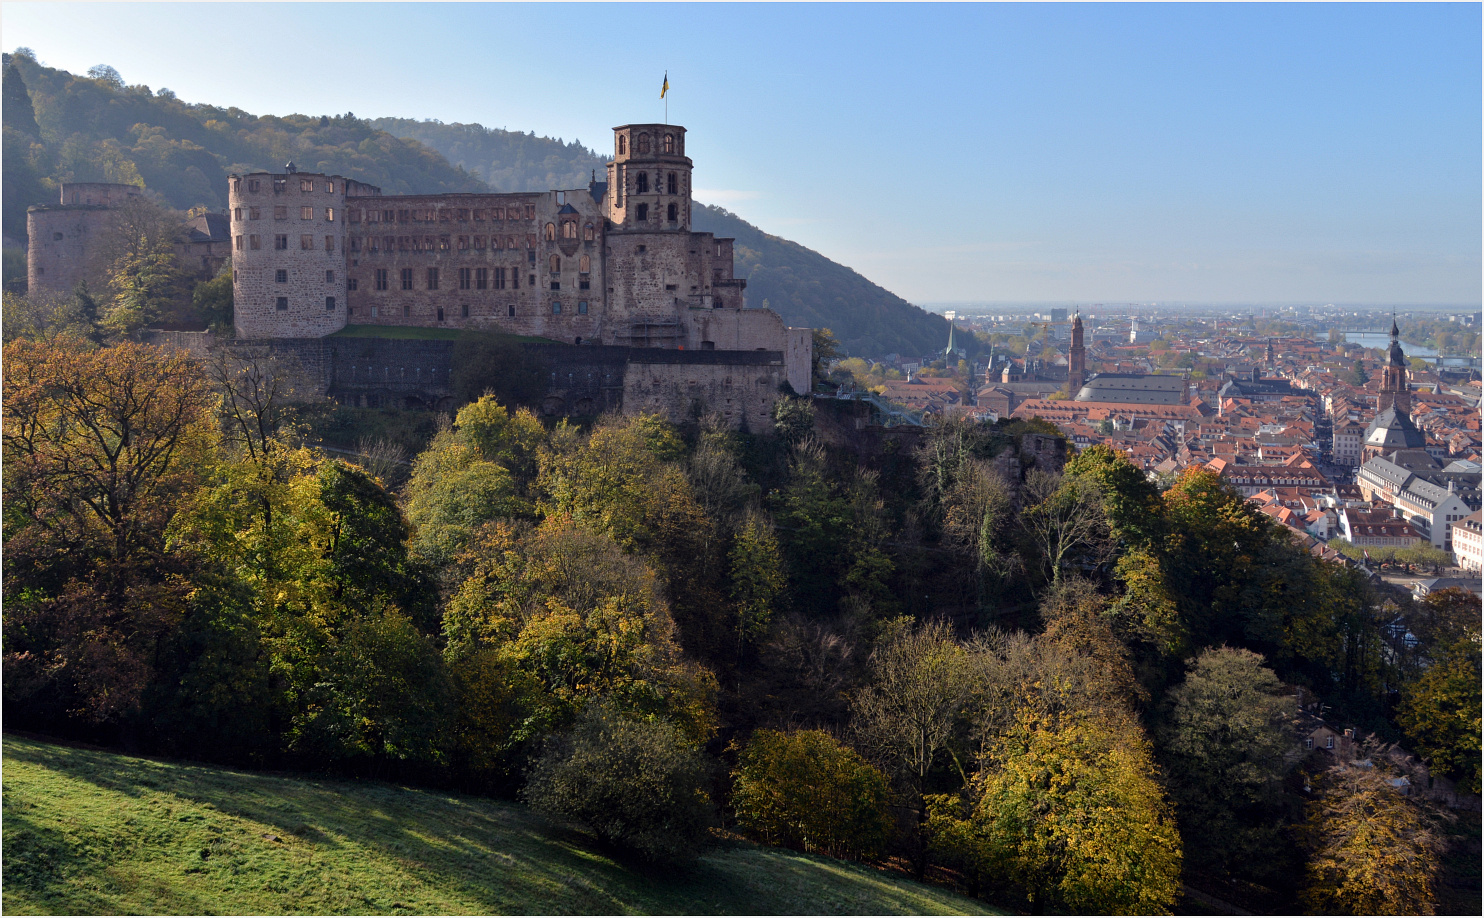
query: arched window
583 223 595 241
667 203 677 222
636 172 649 194
549 254 560 273
544 222 555 241
636 203 649 221
562 220 577 239
663 133 674 154
637 133 650 154
507 235 516 249
578 254 590 274
618 135 626 155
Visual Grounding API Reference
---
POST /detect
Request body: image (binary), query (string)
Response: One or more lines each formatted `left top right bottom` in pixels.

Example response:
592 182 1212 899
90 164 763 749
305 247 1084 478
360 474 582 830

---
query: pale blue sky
4 2 1479 305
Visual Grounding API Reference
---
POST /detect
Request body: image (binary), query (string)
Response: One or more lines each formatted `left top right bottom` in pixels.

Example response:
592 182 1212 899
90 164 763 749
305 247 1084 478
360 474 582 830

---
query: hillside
366 119 958 358
1 735 996 916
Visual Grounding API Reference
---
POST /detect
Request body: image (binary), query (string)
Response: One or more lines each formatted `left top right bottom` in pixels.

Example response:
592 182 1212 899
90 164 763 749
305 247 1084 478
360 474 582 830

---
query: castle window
667 172 677 194
579 255 590 274
300 179 314 193
545 223 556 241
578 300 588 315
551 281 560 291
427 267 439 290
457 235 469 250
473 209 485 221
250 207 261 220
438 210 450 223
300 235 314 250
459 267 472 290
326 181 335 193
476 267 488 289
276 269 288 283
455 208 470 221
384 210 395 222
552 301 562 315
509 305 516 317
437 306 445 322
437 235 450 251
348 277 358 291
584 223 595 241
249 234 260 250
667 203 677 222
579 279 590 290
325 235 334 252
248 179 261 193
526 205 535 219
403 304 410 317
349 236 360 252
401 268 414 290
275 206 287 220
474 235 486 250
663 133 674 154
350 208 361 223
326 270 335 283
637 172 649 194
527 234 536 248
618 135 626 155
637 245 646 253
398 209 410 223
461 304 470 318
494 267 506 289
397 236 409 251
550 254 560 274
326 296 336 311
325 207 335 222
562 220 577 239
234 207 244 221
375 269 389 290
371 305 379 317
273 179 286 193
276 297 288 311
275 235 289 250
638 133 650 154
235 235 245 251
636 204 649 221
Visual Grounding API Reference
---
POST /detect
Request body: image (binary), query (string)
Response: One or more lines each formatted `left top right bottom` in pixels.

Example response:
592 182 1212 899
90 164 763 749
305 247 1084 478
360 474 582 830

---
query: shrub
732 729 892 860
521 703 714 863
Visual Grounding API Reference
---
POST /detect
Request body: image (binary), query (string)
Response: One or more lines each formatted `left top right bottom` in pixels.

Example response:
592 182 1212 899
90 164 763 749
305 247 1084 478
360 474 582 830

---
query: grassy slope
1 736 996 916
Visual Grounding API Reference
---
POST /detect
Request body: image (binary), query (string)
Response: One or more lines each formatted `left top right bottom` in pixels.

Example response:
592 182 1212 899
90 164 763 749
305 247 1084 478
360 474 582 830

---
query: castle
28 123 813 430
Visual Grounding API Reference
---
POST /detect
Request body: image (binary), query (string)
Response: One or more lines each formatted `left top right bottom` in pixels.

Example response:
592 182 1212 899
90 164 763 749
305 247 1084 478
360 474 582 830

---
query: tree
732 729 893 860
1018 469 1114 588
810 327 842 389
192 261 233 329
1397 629 1481 793
1156 647 1296 880
102 246 192 336
851 618 977 877
958 708 1182 914
728 512 786 651
1063 444 1163 548
1301 762 1445 915
1346 359 1369 387
2 62 41 138
522 703 714 864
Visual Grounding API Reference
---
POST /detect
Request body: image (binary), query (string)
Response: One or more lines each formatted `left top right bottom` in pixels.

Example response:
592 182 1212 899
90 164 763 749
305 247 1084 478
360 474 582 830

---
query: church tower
1362 317 1423 461
1068 311 1087 394
1266 337 1275 367
1377 318 1410 415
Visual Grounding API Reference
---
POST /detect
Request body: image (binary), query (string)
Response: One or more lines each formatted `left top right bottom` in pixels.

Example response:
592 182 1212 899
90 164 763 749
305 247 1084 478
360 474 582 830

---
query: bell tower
1068 311 1086 394
606 124 692 233
1378 317 1410 415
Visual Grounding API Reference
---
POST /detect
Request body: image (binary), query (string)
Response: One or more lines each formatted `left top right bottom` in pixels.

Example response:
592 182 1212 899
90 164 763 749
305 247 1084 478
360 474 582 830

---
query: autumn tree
1018 469 1115 588
728 511 786 651
1397 624 1481 793
732 728 893 860
1301 762 1446 915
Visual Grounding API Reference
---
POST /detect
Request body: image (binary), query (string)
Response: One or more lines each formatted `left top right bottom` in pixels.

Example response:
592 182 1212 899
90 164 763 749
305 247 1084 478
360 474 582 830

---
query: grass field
330 324 553 344
1 736 998 916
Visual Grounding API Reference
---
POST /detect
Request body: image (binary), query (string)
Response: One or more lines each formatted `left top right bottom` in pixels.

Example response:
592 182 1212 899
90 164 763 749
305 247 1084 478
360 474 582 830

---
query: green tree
192 260 233 329
1397 629 1481 793
1156 647 1296 880
102 247 192 336
728 512 786 650
522 703 714 864
810 327 842 389
732 728 893 860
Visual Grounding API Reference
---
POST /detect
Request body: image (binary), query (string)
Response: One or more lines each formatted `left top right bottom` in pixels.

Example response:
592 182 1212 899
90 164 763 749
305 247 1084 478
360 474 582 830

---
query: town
825 305 1483 584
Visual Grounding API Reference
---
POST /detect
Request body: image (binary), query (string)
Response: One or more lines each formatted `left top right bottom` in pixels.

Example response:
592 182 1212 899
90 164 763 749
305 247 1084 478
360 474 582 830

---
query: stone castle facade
225 122 811 407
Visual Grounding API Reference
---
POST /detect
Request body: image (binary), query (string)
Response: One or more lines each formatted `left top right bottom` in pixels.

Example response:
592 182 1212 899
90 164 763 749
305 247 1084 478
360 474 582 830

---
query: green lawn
1 736 997 916
330 324 553 344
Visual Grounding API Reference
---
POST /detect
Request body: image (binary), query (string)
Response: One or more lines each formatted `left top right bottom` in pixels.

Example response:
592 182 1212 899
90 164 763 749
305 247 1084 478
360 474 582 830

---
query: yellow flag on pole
661 72 669 99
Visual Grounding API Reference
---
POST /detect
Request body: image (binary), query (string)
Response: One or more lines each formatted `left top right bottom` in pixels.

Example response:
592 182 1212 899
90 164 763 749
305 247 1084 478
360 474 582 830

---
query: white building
1453 510 1483 571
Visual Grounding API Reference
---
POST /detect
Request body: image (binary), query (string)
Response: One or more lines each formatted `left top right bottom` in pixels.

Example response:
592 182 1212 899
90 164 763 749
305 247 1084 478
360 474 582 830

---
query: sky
3 2 1479 306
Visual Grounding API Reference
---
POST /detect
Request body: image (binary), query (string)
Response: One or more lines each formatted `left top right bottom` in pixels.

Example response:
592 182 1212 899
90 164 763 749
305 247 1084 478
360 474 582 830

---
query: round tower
229 167 348 338
605 124 691 232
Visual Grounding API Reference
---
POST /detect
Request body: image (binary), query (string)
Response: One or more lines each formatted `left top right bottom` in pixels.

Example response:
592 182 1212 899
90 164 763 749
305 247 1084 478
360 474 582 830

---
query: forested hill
3 50 954 357
1 52 484 237
364 119 957 358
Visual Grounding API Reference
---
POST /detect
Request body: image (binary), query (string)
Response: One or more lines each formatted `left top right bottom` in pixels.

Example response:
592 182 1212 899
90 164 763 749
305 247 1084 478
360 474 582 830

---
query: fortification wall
26 207 110 295
622 349 788 432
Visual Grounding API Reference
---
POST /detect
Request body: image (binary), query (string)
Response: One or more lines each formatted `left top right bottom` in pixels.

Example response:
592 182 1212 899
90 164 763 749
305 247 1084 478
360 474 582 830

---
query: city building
1451 510 1483 570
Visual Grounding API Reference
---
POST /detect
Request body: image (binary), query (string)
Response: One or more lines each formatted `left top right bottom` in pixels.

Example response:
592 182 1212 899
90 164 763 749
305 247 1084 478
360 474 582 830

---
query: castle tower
606 125 691 232
1068 311 1086 394
229 167 349 338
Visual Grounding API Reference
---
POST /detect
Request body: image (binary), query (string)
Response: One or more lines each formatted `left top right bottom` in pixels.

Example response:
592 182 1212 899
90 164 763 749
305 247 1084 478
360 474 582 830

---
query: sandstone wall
230 171 349 338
